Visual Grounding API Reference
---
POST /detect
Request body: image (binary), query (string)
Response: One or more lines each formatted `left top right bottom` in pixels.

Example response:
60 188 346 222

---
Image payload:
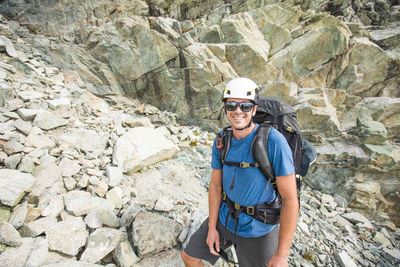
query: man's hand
268 253 288 267
206 228 220 256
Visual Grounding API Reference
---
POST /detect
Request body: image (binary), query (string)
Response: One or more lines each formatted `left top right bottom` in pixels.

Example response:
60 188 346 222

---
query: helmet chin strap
233 120 253 131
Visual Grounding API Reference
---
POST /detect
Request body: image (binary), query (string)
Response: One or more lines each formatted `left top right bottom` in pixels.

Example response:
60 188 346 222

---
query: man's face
225 98 257 130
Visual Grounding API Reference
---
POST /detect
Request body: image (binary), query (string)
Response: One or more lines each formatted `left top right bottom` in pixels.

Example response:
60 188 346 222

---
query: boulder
112 127 180 173
89 17 179 81
0 169 35 207
29 162 62 202
131 211 181 257
134 249 184 267
33 111 69 130
20 217 57 237
0 238 35 267
58 128 109 153
334 38 395 96
80 228 125 263
45 217 88 256
0 222 22 246
272 16 350 84
113 241 140 267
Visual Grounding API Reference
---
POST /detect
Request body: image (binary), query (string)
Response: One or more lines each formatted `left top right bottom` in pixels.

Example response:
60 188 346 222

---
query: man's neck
232 122 256 140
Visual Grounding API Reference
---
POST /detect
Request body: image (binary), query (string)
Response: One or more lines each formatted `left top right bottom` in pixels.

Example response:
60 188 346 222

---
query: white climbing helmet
222 77 258 102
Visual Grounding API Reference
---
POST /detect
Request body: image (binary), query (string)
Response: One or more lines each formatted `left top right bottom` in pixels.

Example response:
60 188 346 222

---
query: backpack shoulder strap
251 123 276 186
217 126 232 164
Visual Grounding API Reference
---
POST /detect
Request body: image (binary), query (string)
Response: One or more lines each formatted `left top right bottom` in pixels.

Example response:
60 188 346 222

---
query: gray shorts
183 218 279 267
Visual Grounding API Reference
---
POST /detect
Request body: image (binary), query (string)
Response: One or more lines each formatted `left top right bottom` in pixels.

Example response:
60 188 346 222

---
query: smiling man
181 77 298 267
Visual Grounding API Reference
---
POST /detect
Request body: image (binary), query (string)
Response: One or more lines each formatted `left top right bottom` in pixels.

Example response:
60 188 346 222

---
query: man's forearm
276 198 298 257
208 182 221 229
208 169 222 229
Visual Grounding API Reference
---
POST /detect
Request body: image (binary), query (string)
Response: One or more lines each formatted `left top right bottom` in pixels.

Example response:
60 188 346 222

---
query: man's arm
268 173 299 267
206 168 223 256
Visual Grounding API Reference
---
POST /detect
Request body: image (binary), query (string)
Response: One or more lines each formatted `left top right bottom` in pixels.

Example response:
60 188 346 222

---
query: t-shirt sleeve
211 137 222 170
267 129 295 177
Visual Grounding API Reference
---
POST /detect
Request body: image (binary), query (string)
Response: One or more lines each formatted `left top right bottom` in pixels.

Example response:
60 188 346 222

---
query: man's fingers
207 240 220 256
215 240 220 253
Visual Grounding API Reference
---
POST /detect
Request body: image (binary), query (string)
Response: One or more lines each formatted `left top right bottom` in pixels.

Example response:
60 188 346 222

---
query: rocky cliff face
0 0 399 266
2 0 398 227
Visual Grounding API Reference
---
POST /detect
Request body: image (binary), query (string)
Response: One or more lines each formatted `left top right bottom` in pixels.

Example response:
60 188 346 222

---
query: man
181 77 299 267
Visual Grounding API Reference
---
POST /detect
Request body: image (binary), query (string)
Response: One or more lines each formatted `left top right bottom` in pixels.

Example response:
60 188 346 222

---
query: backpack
217 96 317 225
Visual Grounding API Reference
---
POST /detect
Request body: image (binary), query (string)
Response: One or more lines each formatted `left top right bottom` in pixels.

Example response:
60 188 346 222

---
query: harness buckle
247 206 254 216
234 202 241 210
240 162 250 168
222 192 227 201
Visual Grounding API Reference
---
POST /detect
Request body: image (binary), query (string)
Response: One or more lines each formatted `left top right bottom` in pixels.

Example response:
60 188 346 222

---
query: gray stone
131 211 182 257
40 194 64 217
3 139 24 154
4 98 23 111
154 197 174 212
334 251 358 267
0 237 35 267
24 237 49 267
13 119 32 135
4 154 22 169
0 169 35 207
0 222 22 246
120 203 142 227
0 36 17 57
17 108 39 121
113 241 140 267
58 128 109 153
105 166 124 187
84 209 120 229
25 133 55 149
33 111 69 130
0 81 13 107
41 260 102 267
46 98 71 110
63 190 91 216
58 157 81 177
0 25 13 38
80 228 125 263
45 216 88 256
8 201 28 229
17 91 44 102
29 162 62 201
113 127 180 173
134 249 184 267
0 206 10 223
17 156 35 173
20 217 57 237
105 187 123 209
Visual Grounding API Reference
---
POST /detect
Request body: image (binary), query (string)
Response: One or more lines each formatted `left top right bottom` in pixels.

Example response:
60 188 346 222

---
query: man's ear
252 104 258 116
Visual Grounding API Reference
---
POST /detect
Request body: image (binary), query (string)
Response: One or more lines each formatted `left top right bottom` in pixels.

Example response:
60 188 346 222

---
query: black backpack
217 96 317 225
254 96 316 179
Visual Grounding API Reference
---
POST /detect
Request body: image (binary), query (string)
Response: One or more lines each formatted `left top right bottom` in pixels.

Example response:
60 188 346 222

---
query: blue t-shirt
211 124 294 237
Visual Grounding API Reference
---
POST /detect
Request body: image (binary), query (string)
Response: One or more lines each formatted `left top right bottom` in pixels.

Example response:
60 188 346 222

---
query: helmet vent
246 91 251 96
226 90 231 95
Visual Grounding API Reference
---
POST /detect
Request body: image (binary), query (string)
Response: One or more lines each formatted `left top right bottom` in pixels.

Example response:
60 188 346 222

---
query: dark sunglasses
225 101 254 112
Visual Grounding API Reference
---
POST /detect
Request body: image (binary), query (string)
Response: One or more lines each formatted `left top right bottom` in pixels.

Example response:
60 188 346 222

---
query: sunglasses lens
240 103 254 112
225 102 238 111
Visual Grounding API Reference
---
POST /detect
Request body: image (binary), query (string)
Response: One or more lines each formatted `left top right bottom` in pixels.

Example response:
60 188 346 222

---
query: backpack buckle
240 162 250 168
285 125 294 132
234 203 241 210
246 206 254 216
